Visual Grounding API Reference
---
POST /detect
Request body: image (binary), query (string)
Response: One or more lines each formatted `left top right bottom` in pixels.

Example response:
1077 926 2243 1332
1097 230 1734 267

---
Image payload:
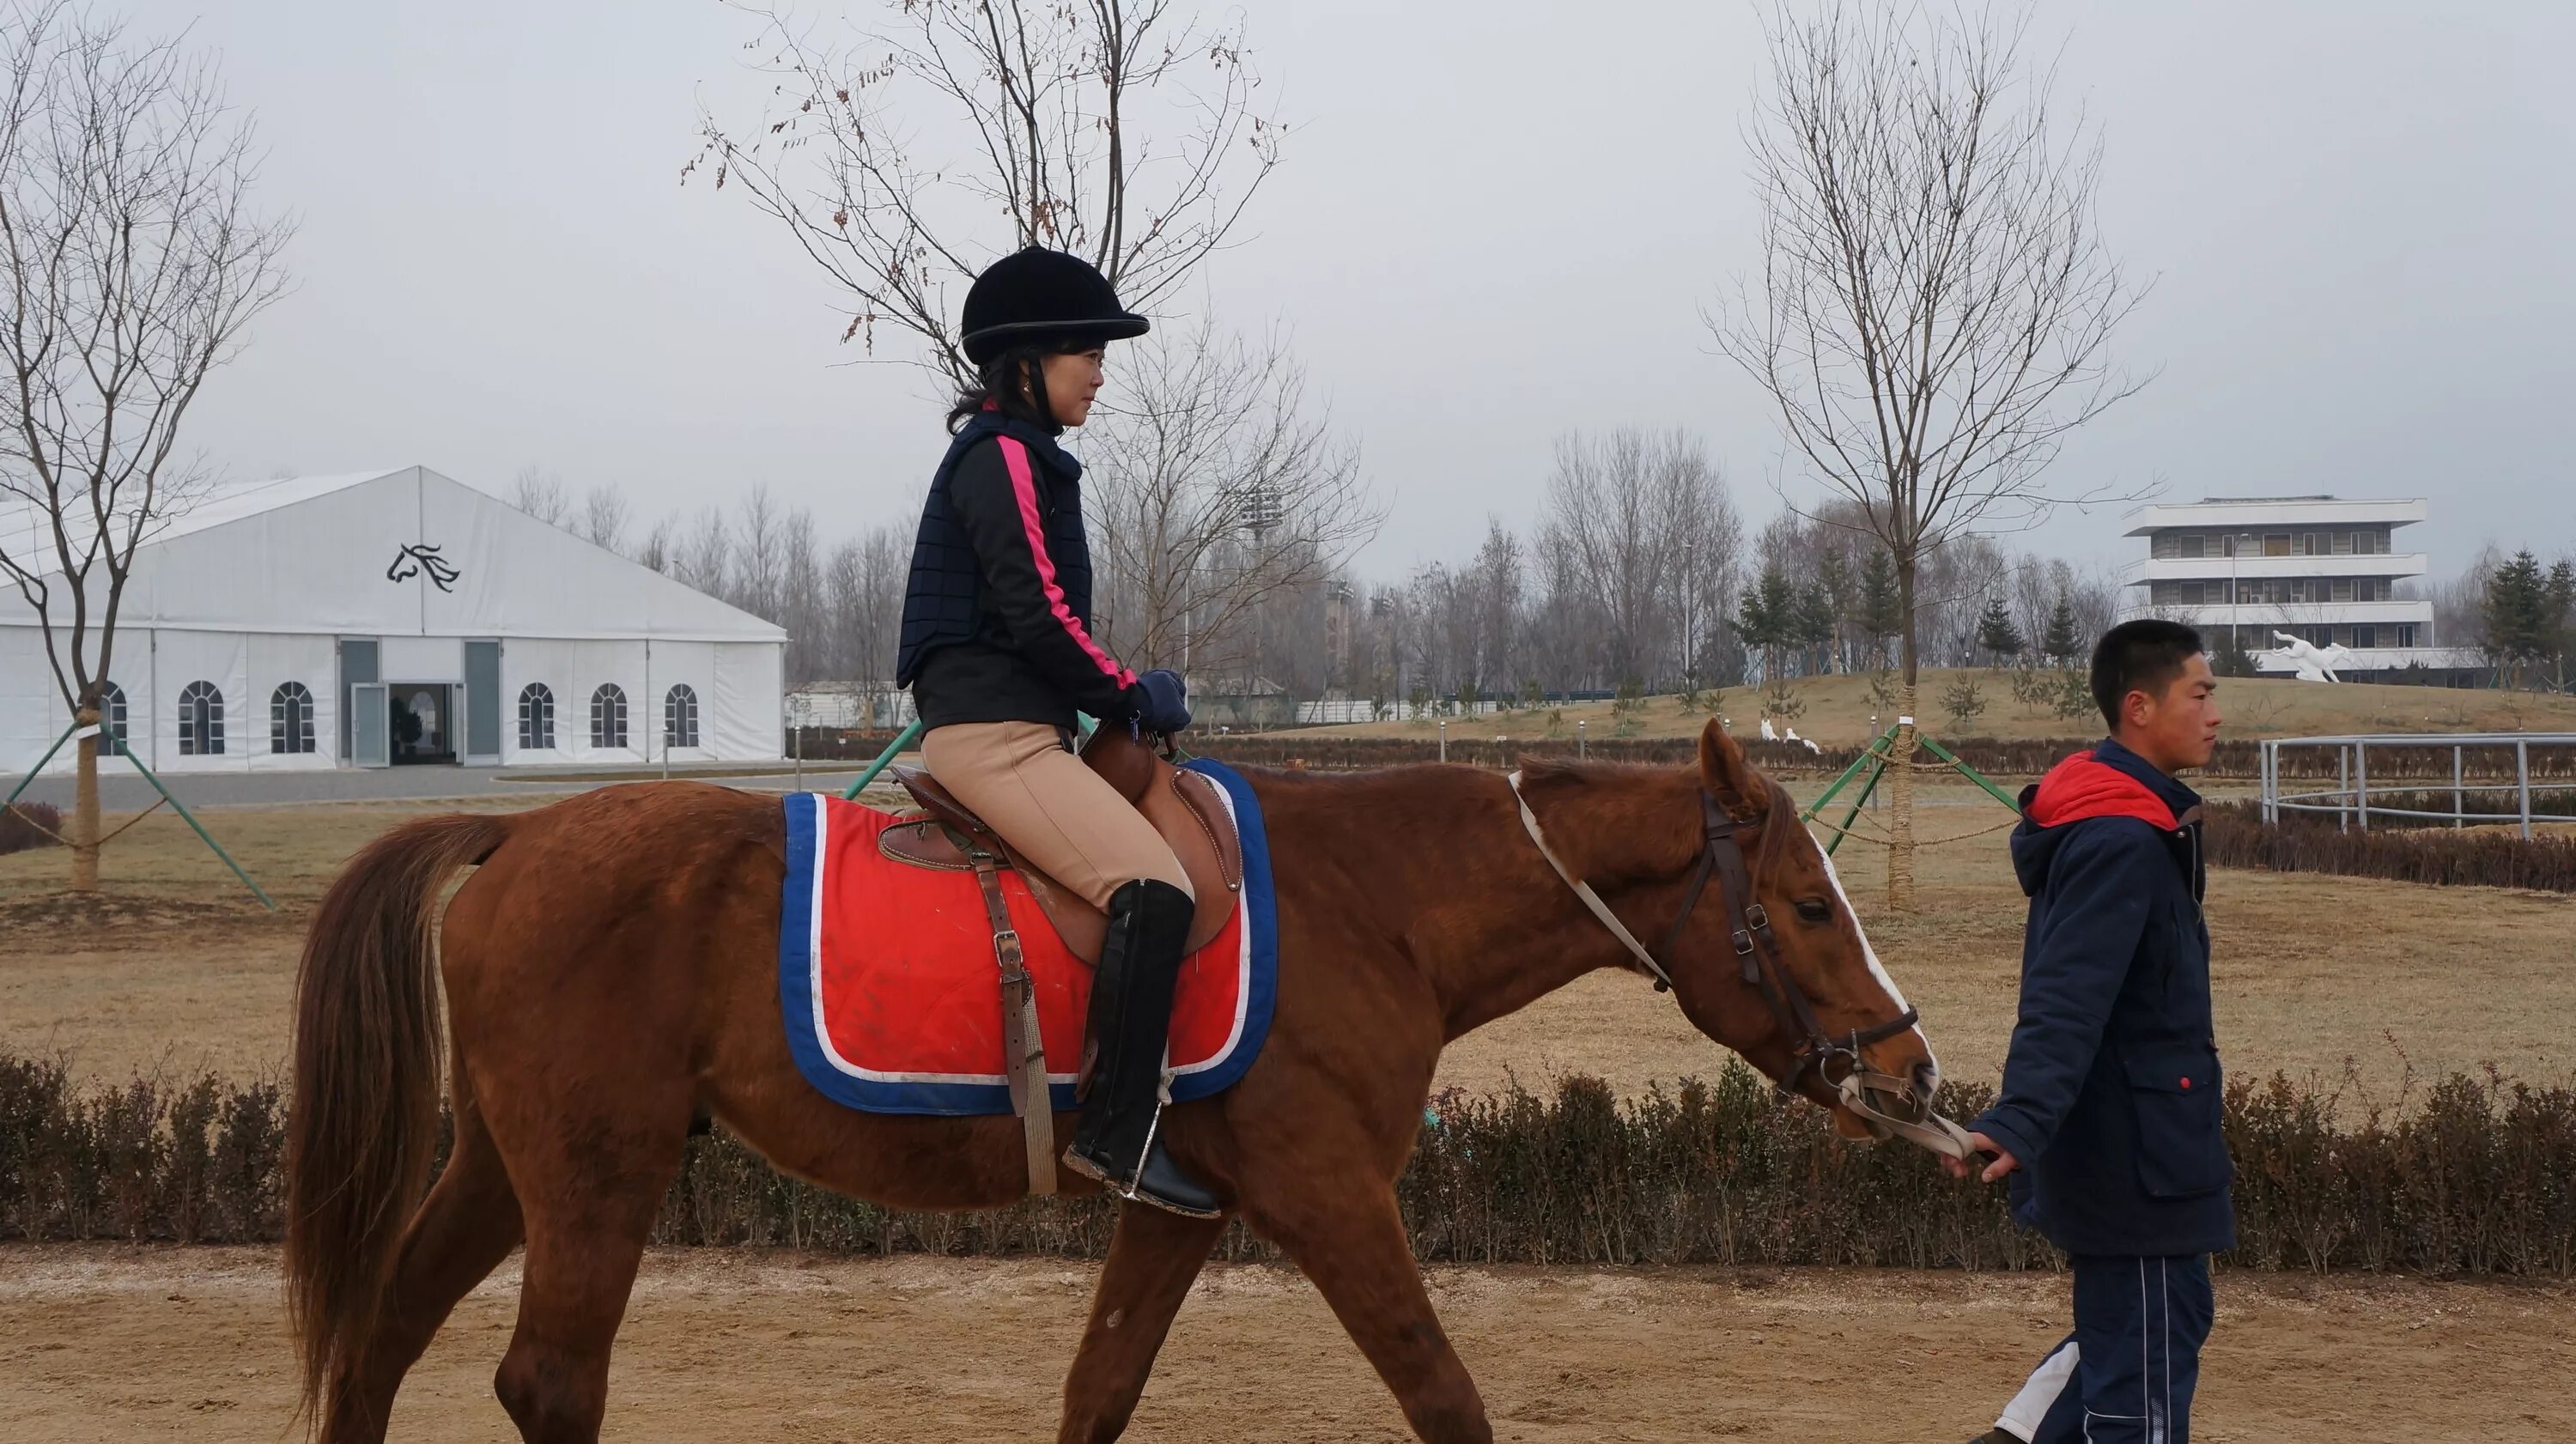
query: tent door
350 683 391 768
463 640 501 763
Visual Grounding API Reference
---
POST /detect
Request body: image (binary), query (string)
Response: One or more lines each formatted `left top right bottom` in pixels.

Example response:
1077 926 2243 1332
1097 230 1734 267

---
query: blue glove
1133 668 1191 735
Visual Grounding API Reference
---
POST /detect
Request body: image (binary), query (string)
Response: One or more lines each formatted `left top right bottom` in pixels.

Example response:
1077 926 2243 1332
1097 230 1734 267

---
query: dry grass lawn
1301 669 2576 749
3 780 2568 1105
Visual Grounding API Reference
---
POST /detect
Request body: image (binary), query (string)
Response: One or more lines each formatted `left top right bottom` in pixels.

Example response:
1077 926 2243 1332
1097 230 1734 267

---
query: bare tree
693 0 1282 386
509 464 568 525
0 2 291 891
1536 428 1738 692
1713 2 2148 907
673 507 731 598
578 483 629 553
634 515 676 574
823 521 909 721
1082 316 1380 679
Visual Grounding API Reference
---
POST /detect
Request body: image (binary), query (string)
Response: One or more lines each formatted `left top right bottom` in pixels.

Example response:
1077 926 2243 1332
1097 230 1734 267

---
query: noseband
1505 772 1923 1096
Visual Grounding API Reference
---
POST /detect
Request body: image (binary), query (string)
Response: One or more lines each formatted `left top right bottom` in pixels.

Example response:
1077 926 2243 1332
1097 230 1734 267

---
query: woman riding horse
892 246 1210 1216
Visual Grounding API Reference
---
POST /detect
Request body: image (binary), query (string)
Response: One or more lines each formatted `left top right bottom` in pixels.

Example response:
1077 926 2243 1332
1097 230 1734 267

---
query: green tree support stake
104 729 276 912
1913 732 2026 811
3 719 82 812
839 718 926 802
1800 723 1899 822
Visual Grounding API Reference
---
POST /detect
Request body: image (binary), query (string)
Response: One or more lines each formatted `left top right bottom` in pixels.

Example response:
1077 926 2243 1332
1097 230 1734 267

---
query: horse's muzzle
1836 1067 1978 1162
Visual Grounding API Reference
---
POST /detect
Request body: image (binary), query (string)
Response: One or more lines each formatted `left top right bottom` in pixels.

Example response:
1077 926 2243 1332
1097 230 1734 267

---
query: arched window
589 683 627 749
178 681 224 755
270 682 316 754
518 683 556 750
663 684 700 749
97 682 128 748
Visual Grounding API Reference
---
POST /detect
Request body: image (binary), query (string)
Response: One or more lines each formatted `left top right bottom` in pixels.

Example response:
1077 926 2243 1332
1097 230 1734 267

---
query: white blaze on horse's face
1817 849 1939 1088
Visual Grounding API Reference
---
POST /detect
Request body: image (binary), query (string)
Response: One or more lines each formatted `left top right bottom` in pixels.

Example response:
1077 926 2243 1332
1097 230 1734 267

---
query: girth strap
966 838 1056 1198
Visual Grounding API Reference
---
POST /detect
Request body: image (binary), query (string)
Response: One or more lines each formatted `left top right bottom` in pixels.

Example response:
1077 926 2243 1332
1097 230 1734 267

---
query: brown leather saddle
878 727 1243 962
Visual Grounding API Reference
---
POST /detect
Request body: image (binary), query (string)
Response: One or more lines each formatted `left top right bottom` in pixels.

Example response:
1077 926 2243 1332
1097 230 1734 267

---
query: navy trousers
1997 1254 2213 1444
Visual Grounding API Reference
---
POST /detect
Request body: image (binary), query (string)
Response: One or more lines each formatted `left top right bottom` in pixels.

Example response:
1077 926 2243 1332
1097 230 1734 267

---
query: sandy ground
3 1246 2571 1443
1297 670 2576 748
9 786 2567 1101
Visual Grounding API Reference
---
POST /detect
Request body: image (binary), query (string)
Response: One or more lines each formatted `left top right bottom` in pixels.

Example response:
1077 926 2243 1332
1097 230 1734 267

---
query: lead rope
1504 770 1674 991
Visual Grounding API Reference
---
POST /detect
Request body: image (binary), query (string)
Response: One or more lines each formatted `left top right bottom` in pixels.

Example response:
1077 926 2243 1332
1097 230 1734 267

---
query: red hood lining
2026 752 2178 831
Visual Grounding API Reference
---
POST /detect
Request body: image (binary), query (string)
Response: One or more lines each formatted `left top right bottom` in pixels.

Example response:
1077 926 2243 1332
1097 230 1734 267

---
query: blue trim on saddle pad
774 758 1278 1117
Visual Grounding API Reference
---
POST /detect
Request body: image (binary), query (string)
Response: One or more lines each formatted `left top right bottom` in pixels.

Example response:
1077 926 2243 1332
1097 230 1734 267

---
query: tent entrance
388 683 459 765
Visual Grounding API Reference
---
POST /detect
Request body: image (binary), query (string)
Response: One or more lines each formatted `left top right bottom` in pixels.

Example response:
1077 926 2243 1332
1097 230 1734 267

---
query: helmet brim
962 314 1150 364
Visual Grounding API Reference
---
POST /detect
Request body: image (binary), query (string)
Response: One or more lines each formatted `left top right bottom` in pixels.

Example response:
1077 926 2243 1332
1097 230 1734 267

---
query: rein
1504 770 1941 1111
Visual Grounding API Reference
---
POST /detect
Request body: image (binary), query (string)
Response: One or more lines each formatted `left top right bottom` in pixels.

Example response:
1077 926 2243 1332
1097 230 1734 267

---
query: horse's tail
284 810 513 1421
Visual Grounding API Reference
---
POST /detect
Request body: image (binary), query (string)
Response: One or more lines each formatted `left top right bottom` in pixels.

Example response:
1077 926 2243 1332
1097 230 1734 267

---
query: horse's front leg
1237 1168 1491 1443
1055 1200 1229 1443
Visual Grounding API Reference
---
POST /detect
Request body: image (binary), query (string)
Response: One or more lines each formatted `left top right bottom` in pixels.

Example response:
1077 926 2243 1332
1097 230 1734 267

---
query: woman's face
1039 346 1108 428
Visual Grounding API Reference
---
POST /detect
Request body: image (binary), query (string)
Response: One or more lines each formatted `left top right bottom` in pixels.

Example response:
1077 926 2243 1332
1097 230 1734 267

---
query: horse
283 719 1947 1443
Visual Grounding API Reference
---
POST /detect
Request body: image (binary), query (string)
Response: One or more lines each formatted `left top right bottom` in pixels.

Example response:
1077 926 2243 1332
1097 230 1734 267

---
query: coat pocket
2123 1043 2233 1198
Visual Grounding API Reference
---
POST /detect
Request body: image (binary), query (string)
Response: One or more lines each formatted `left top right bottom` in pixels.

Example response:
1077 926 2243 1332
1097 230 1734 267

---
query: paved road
6 761 897 811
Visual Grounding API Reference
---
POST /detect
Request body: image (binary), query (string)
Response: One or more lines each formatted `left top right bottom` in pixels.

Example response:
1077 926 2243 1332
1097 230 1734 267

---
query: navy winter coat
894 410 1145 731
1971 736 2237 1258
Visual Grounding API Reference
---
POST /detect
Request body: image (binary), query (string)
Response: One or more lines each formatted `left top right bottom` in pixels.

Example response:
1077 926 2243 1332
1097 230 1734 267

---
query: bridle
1504 771 1926 1100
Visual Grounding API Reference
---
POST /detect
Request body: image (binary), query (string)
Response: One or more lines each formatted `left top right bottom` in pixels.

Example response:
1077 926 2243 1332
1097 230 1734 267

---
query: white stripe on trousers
2001 1260 2179 1444
1996 1337 2079 1439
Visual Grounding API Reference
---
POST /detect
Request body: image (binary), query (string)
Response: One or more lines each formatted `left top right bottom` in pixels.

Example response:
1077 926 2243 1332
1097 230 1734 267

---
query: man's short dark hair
2091 619 2204 730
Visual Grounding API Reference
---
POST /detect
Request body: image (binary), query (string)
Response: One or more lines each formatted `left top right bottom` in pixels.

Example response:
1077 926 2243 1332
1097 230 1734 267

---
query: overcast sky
112 0 2576 583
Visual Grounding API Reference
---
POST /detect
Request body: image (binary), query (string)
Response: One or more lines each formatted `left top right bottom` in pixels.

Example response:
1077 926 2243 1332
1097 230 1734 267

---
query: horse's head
1662 719 1944 1141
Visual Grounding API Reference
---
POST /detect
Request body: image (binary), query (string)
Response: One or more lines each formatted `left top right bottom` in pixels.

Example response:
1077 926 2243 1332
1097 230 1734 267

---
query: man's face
2125 652 2221 772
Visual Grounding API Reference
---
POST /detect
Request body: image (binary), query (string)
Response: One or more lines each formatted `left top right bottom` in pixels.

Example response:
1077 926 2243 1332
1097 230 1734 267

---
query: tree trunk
1886 555 1920 912
70 708 100 893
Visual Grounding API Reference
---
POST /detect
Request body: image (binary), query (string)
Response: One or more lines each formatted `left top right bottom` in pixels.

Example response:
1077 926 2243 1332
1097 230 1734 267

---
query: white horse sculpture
2263 632 2361 683
1759 717 1778 742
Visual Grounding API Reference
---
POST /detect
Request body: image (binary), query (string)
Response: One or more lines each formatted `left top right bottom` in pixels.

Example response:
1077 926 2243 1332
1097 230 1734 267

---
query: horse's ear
1696 718 1765 817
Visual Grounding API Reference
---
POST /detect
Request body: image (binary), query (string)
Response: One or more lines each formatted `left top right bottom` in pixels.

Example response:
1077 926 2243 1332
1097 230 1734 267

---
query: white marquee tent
2 466 787 774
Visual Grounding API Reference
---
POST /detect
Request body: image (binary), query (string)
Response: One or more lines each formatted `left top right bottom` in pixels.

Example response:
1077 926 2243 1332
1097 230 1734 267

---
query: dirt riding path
5 1246 2569 1442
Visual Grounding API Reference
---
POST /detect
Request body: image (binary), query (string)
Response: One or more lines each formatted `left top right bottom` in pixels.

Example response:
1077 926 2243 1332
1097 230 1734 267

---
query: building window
2352 625 2378 648
270 683 316 754
97 682 127 748
178 681 224 755
590 684 628 749
2330 578 2354 603
2394 623 2417 647
2176 533 2202 560
519 683 556 749
664 684 700 749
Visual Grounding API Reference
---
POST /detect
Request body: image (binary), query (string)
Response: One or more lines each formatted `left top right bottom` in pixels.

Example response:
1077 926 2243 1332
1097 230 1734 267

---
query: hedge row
794 729 2572 786
0 801 63 857
8 1051 2571 1275
2202 802 2576 893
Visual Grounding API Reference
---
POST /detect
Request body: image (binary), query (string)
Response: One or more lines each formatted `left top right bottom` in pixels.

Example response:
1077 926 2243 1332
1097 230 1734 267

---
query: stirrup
1064 1107 1221 1219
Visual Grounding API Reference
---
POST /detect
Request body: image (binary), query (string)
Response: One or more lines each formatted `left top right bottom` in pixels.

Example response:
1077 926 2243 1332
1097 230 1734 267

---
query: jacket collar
958 406 1081 482
2093 736 2202 821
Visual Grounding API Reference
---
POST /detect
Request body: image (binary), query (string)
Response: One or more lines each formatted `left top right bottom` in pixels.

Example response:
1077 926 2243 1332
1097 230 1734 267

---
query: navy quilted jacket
895 412 1143 731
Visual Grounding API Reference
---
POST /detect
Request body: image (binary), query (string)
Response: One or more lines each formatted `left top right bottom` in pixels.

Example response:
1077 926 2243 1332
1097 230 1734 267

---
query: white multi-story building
2117 495 2477 679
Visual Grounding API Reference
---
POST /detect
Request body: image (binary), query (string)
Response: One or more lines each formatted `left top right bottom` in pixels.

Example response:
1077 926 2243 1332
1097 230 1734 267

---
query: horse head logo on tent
386 543 460 593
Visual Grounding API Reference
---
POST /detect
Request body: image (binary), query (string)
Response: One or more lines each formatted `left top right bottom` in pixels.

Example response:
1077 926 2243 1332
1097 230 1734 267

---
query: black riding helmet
959 246 1149 365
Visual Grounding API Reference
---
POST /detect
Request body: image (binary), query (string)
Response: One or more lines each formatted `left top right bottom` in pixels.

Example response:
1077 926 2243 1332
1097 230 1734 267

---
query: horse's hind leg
1243 1180 1492 1444
1056 1202 1229 1443
323 1082 523 1443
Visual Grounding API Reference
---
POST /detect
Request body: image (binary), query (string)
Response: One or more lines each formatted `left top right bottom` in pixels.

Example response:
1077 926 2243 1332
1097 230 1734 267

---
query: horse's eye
1794 899 1833 925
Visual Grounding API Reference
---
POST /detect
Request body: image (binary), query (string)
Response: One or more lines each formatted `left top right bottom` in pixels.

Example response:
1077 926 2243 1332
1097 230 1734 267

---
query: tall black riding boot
1065 878 1220 1217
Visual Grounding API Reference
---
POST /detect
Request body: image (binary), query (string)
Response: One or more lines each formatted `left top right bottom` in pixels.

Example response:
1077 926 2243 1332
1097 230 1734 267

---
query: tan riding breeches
920 720 1194 912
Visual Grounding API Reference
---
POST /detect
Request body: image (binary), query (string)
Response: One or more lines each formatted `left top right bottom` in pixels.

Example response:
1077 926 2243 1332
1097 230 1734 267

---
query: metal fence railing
2257 733 2576 839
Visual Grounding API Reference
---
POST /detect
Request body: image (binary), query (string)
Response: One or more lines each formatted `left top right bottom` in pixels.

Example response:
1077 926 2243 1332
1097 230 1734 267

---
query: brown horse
283 719 1944 1443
